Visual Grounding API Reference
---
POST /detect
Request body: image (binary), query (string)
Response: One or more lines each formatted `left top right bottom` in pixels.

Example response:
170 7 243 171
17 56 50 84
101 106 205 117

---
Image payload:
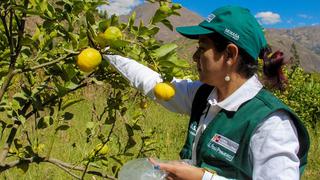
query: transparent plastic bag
118 158 168 180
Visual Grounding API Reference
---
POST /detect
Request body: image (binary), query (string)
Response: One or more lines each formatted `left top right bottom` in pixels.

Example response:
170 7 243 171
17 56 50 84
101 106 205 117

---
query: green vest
180 84 310 179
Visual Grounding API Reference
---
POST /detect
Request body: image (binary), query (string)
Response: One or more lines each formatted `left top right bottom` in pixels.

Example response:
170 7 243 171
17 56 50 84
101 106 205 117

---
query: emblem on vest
188 122 197 136
207 134 239 162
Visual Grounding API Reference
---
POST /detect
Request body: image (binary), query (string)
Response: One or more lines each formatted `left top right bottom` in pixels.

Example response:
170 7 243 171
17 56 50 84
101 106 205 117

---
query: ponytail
259 46 288 91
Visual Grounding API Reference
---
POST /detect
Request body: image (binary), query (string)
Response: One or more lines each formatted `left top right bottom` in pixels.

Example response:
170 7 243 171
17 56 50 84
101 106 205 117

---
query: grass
0 91 189 179
0 89 319 179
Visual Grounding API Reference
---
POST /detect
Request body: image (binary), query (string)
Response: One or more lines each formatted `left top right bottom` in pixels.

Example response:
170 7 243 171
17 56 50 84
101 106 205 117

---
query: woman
104 5 309 180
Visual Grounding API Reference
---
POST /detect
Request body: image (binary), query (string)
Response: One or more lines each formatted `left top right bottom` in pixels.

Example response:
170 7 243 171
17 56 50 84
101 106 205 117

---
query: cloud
298 14 313 19
286 19 293 24
98 0 142 16
298 22 306 27
255 11 281 25
311 23 319 26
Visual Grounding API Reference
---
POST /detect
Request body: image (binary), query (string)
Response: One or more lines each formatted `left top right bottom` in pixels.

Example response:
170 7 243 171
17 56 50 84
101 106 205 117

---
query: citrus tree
271 44 320 177
0 0 191 178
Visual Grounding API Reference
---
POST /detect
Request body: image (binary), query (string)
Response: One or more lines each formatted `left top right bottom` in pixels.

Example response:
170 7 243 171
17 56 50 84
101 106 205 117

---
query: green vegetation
0 0 319 179
0 0 189 179
0 89 189 179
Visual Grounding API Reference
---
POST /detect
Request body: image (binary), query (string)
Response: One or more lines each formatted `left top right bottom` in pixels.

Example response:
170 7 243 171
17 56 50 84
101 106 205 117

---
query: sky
100 0 320 29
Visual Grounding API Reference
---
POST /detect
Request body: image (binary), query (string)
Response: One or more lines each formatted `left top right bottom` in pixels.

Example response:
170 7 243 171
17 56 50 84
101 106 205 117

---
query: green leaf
13 93 29 107
98 20 110 32
128 11 136 28
126 137 136 150
32 27 41 41
0 120 7 139
132 124 142 131
68 32 79 48
55 125 70 131
92 77 104 86
64 81 78 90
161 19 173 31
17 163 29 174
159 52 190 68
152 43 178 59
39 0 48 12
86 122 95 129
37 117 50 129
63 64 78 81
105 116 116 124
110 14 119 26
138 26 159 37
21 36 36 48
54 82 68 96
125 123 134 136
151 10 167 24
62 99 84 110
18 115 26 124
86 11 95 25
63 112 74 120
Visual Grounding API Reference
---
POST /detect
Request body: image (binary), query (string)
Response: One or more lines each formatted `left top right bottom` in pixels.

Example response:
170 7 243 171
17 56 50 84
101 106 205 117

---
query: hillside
24 2 320 72
123 3 320 72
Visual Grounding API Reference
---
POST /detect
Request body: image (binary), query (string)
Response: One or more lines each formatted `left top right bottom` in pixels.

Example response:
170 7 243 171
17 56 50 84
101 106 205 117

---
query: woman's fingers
148 158 178 174
166 173 178 180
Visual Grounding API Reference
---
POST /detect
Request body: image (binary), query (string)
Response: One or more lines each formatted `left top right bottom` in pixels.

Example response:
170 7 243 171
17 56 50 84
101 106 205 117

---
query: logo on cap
206 14 216 22
224 28 240 41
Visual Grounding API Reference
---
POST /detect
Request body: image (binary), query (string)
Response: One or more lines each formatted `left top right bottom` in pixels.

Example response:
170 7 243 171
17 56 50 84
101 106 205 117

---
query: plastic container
118 158 167 180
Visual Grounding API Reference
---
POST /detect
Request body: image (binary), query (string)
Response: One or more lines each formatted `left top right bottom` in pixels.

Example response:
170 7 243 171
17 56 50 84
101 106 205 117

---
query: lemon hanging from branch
153 82 176 101
96 26 124 48
77 47 102 72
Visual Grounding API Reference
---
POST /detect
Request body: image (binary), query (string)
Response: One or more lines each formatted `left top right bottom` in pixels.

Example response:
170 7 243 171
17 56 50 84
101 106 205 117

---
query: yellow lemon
95 32 108 48
77 48 102 72
140 100 148 109
104 26 122 41
94 143 109 155
153 82 175 101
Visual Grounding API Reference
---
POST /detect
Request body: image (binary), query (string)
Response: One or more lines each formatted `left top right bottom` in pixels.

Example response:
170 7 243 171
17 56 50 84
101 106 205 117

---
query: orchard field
0 0 319 179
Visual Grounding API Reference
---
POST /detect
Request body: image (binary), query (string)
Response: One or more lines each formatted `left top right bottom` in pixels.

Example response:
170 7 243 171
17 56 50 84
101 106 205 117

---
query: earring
224 75 231 82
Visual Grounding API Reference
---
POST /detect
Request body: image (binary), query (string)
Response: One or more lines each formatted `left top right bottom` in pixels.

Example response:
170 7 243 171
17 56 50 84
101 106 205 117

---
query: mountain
265 28 320 72
122 3 320 72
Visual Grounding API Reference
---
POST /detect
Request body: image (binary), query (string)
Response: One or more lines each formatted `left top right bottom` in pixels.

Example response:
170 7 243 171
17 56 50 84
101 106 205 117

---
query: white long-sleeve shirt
104 55 300 180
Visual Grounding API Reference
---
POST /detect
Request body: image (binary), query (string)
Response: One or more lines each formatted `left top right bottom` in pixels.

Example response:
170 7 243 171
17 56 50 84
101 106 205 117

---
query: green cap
176 5 267 60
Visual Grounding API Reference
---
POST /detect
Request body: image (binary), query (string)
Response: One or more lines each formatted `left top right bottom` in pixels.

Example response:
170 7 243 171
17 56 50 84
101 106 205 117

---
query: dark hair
208 33 287 91
259 46 288 91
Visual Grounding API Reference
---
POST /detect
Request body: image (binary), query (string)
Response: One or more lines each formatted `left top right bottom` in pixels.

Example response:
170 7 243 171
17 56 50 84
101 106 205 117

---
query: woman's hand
149 158 205 180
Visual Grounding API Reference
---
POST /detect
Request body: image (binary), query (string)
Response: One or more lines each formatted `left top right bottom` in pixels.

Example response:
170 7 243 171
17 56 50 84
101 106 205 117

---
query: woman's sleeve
104 55 202 115
202 171 235 180
249 110 300 180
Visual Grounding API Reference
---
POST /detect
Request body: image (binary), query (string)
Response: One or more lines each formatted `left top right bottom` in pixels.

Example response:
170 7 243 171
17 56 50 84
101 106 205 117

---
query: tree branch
47 158 116 179
49 161 81 179
17 53 76 74
0 12 10 46
25 82 89 119
0 156 44 171
81 107 117 179
13 0 29 65
0 156 117 180
0 0 30 102
0 69 16 102
0 120 21 163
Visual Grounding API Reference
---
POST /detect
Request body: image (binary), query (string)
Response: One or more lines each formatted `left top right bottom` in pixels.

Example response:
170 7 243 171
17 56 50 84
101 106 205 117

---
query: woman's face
193 35 227 86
